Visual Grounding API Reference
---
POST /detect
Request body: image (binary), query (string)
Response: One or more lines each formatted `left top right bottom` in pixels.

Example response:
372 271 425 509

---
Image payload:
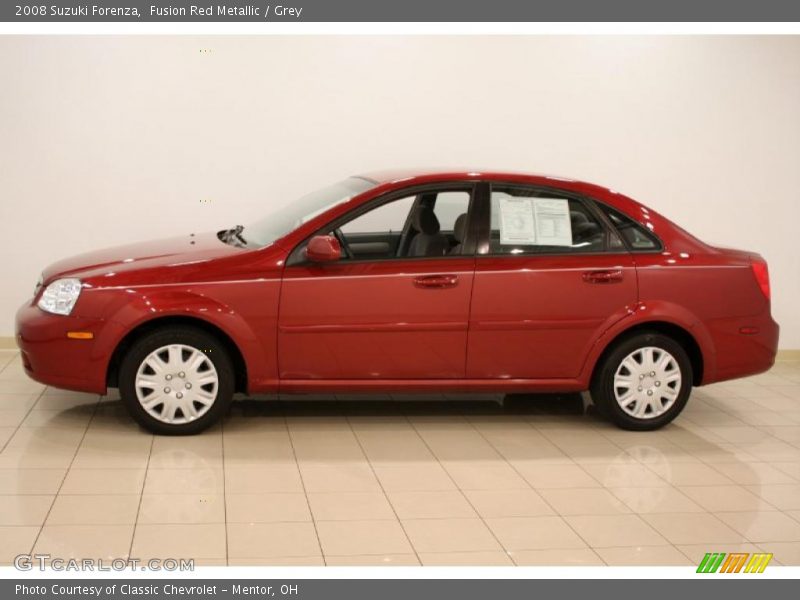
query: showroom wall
1 35 798 347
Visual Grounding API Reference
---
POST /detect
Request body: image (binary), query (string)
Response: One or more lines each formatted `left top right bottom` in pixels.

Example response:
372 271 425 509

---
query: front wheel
591 332 692 431
118 326 234 435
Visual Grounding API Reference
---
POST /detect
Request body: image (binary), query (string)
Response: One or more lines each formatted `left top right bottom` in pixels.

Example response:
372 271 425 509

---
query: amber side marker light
66 332 94 340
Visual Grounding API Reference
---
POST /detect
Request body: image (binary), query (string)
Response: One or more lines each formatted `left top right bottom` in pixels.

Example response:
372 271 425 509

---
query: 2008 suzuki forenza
16 170 779 434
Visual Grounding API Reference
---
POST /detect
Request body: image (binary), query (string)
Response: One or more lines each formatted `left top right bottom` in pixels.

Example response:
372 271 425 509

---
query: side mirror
306 234 341 263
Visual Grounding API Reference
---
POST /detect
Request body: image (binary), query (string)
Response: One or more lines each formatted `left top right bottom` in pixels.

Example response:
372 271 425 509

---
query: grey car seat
408 205 449 257
449 213 467 255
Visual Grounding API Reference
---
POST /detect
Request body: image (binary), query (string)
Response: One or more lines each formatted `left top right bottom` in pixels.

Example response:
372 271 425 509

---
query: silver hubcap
613 346 681 419
135 344 218 424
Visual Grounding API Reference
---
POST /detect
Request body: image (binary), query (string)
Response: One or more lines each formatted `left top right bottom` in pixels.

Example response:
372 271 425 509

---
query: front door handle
582 269 624 284
413 274 459 289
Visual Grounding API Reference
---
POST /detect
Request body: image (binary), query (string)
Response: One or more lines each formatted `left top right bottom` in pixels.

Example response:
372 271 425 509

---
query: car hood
41 232 245 283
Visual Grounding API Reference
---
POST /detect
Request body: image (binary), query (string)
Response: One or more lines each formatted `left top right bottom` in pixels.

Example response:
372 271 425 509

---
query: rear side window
488 186 607 255
598 204 662 251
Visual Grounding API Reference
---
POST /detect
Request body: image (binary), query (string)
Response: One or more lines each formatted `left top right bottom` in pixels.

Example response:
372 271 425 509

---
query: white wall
1 35 799 347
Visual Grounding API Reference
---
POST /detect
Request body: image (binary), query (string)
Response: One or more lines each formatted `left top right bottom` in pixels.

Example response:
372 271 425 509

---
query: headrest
411 205 441 235
453 213 467 242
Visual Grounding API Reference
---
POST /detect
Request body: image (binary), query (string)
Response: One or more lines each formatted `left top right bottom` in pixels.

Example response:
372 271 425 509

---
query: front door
278 185 476 380
466 183 638 379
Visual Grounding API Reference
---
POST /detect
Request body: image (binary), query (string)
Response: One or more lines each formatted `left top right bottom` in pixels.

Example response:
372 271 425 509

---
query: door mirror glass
306 235 341 263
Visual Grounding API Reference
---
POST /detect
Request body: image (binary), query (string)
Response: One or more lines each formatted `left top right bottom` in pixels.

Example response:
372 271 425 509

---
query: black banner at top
3 0 800 22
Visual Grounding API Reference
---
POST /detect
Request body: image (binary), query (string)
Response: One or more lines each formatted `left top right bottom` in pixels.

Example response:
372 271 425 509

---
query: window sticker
498 197 537 245
533 198 572 246
497 196 573 246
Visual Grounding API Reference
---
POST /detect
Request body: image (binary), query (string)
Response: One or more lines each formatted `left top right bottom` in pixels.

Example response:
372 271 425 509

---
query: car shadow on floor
229 392 597 419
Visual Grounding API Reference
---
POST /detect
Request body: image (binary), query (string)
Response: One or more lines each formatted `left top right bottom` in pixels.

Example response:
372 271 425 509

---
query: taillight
750 258 770 300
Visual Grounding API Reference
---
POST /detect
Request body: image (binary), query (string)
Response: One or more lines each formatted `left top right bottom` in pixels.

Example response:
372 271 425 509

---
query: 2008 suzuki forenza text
16 170 779 434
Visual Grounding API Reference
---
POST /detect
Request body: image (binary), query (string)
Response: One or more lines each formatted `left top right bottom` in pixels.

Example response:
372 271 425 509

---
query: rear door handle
582 269 624 284
413 274 459 289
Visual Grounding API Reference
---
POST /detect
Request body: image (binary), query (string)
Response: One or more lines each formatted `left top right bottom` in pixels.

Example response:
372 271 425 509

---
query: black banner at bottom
3 579 797 600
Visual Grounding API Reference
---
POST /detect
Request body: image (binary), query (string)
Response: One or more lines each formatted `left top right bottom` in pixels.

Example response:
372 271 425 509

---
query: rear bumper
15 302 109 394
703 311 780 384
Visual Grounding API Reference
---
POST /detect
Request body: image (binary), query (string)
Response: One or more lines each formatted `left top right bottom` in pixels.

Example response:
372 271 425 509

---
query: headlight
37 278 82 316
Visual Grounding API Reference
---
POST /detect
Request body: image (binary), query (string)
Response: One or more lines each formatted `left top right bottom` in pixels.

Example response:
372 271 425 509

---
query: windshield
245 177 377 247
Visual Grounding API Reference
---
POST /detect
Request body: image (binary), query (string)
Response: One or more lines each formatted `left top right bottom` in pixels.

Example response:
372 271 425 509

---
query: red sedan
16 170 779 434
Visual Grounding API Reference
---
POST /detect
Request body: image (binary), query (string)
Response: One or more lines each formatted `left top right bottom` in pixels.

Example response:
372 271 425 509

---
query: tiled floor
1 348 799 566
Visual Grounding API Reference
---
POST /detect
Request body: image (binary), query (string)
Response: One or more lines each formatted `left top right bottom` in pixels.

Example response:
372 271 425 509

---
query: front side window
324 188 472 261
487 186 607 255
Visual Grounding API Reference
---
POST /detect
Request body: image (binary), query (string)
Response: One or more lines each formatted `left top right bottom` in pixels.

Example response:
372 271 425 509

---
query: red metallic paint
16 170 779 398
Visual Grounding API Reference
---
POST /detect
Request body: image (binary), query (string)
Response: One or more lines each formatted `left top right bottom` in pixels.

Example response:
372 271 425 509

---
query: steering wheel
332 228 353 259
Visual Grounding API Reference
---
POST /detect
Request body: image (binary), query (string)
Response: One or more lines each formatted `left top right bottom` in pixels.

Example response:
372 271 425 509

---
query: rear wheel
118 326 234 435
591 332 692 430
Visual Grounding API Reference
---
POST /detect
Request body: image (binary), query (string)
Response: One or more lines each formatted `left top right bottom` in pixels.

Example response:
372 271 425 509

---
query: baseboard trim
0 334 798 358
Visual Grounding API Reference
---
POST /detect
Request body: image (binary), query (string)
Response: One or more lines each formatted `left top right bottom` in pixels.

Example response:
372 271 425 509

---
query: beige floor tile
227 522 320 559
326 554 420 566
485 516 586 551
21 407 95 429
642 513 747 545
33 392 96 409
678 485 776 512
0 495 53 526
509 548 604 566
138 494 225 524
388 491 476 520
60 468 145 495
647 461 735 486
230 556 325 566
772 462 800 480
148 435 223 469
715 511 800 542
34 524 133 560
132 524 226 560
582 459 681 490
317 519 412 556
143 468 224 495
0 526 39 563
0 444 78 469
47 494 139 525
372 462 456 491
403 518 501 553
754 542 800 566
226 493 310 523
442 460 530 490
745 484 800 510
539 488 630 516
0 469 65 494
225 464 303 494
307 492 394 521
0 393 40 411
419 551 512 565
708 461 797 485
609 486 705 514
595 545 693 565
565 515 667 547
299 463 381 493
0 412 27 428
464 489 554 518
512 462 599 489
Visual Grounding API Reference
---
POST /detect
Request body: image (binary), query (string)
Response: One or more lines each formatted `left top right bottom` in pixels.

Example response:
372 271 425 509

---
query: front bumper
15 302 109 394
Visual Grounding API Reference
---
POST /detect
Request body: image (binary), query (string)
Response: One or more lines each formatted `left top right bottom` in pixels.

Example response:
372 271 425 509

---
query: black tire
118 326 234 435
590 331 692 431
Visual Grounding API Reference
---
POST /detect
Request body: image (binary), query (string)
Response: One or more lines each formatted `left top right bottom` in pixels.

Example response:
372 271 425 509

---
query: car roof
357 168 613 194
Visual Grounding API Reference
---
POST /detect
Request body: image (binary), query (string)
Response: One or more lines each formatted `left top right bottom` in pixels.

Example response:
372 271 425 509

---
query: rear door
466 183 638 379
